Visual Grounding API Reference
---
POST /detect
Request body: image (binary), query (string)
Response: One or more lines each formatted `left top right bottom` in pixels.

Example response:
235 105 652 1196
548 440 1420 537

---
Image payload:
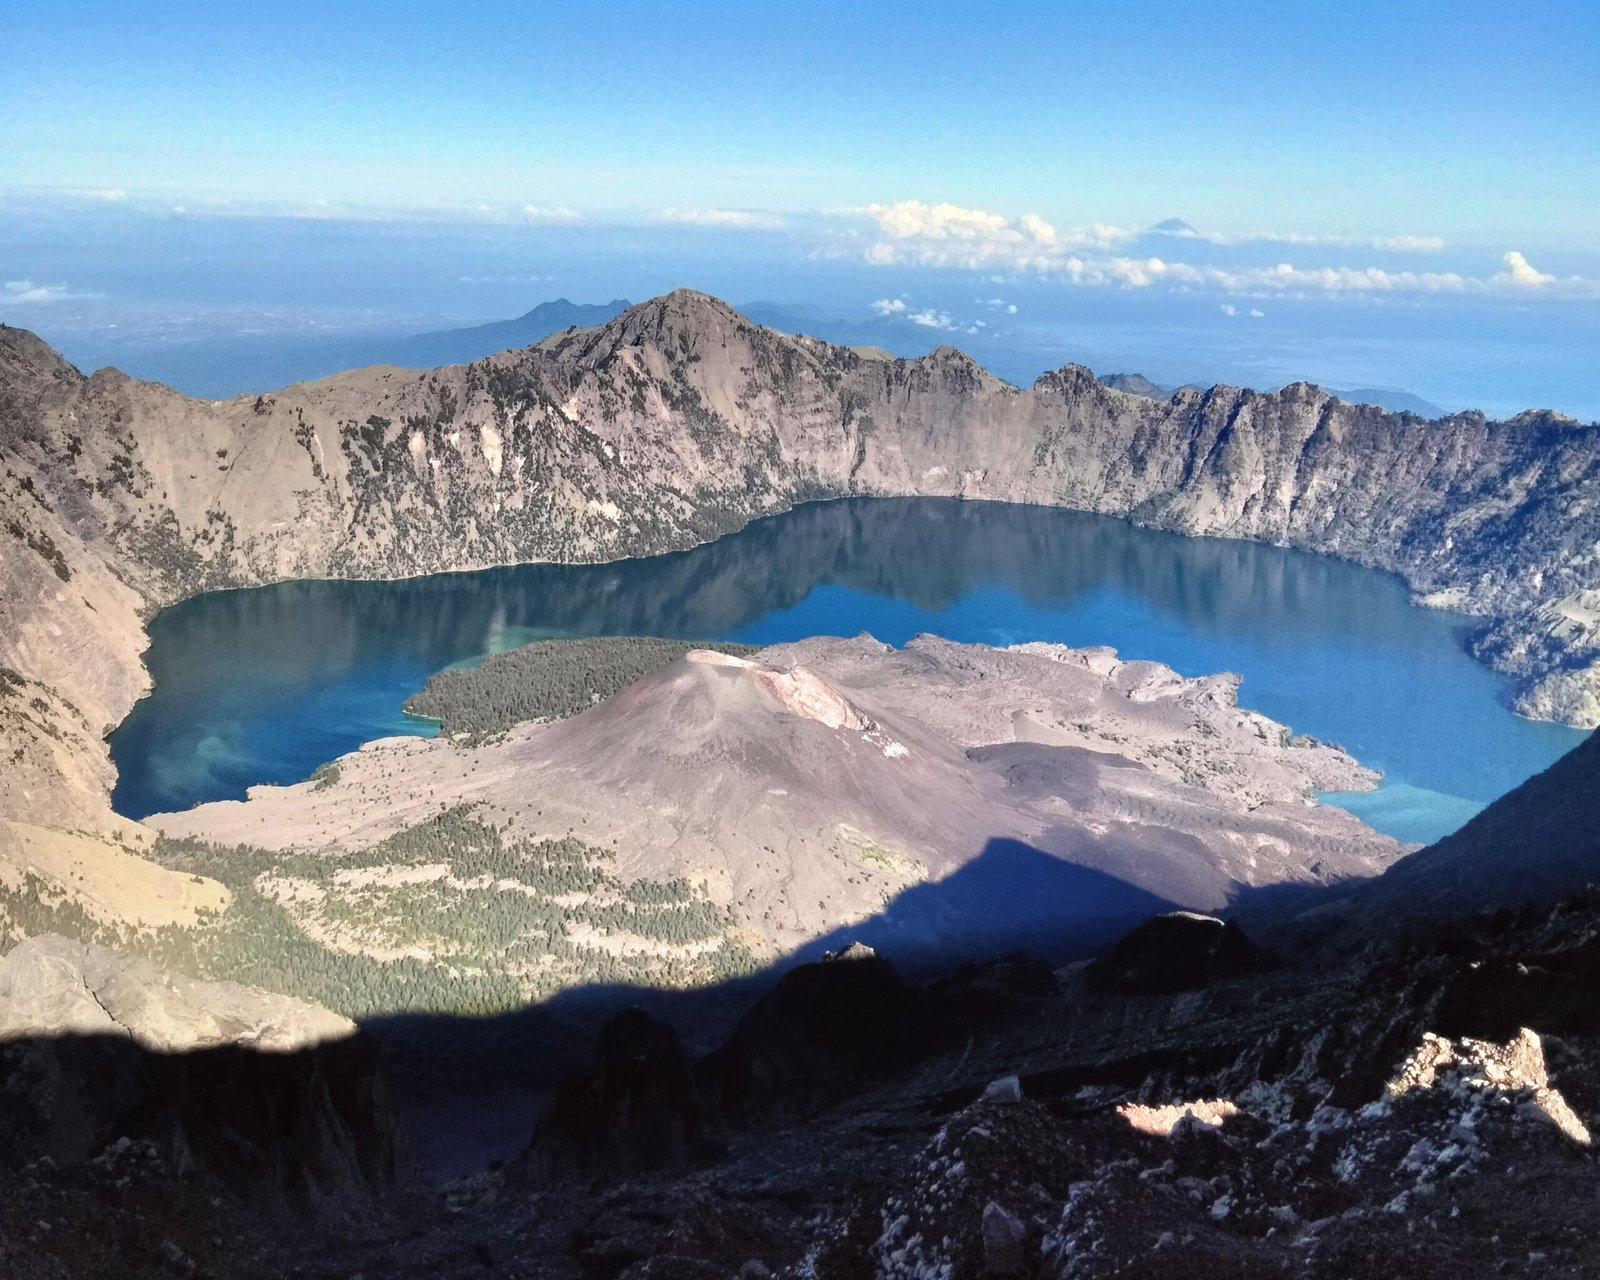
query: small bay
110 497 1585 844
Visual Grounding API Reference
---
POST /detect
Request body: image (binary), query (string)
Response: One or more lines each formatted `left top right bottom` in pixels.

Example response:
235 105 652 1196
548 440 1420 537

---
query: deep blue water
110 498 1586 844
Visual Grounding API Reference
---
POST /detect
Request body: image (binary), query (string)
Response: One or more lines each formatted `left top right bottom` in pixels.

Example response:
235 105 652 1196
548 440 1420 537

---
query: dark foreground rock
9 896 1600 1277
1086 911 1263 995
0 936 399 1211
515 1007 720 1183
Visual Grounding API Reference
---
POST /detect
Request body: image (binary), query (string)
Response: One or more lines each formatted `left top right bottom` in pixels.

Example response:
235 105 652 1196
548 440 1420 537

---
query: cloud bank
2 280 93 304
521 204 581 223
854 201 1595 300
661 207 786 230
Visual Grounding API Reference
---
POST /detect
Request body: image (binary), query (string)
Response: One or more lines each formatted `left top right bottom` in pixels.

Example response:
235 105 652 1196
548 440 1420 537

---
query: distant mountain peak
511 297 630 324
388 298 633 368
1149 217 1199 236
1098 372 1170 400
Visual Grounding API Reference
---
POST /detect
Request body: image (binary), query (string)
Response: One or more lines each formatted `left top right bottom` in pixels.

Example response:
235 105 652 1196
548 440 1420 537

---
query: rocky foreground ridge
3 289 1600 845
6 878 1600 1277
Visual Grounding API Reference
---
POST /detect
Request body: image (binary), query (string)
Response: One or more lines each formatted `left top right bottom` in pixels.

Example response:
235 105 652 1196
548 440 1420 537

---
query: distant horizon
5 2 1597 420
6 278 1588 424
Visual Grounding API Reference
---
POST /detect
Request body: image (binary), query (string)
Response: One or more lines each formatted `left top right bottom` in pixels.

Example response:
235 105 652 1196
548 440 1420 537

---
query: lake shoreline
110 497 1587 844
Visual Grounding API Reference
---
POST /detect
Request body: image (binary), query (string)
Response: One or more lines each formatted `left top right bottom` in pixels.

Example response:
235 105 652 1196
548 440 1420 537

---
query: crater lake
110 497 1586 844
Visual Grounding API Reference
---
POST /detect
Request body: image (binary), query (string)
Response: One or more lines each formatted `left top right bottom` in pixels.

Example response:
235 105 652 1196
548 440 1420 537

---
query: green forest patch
2 806 758 1019
403 635 758 742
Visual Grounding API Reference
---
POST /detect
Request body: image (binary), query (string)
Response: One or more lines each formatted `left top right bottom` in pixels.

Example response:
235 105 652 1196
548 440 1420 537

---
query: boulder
518 1007 719 1182
1087 911 1261 996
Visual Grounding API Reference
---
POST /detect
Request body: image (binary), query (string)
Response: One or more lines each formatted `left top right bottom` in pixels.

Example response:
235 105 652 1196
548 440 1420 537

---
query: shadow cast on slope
0 835 1222 1192
794 837 1176 971
0 1024 399 1207
346 836 1177 1177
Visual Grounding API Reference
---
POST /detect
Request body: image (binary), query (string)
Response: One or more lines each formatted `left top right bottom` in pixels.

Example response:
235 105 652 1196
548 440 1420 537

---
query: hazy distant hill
1098 372 1202 399
384 297 631 368
1148 217 1200 236
738 301 952 358
34 299 635 398
1335 387 1448 418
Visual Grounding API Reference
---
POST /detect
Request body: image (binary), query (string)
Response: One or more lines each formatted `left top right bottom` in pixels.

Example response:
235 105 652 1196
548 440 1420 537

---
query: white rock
982 1075 1023 1103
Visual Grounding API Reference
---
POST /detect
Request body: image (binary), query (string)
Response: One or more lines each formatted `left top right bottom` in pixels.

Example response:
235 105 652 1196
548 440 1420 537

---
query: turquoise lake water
109 497 1586 844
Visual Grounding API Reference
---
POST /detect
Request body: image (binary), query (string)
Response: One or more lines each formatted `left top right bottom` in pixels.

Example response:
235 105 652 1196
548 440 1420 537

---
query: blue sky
3 1 1598 415
7 0 1598 249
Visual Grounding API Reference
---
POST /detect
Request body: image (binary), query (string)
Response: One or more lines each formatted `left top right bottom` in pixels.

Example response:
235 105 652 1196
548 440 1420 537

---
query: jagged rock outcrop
3 291 1599 854
474 895 1600 1280
1087 911 1263 996
516 1006 719 1182
0 935 398 1205
10 891 1600 1276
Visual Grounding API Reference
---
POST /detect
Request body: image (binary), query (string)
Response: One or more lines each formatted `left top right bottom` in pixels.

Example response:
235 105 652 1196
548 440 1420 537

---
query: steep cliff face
2 292 1598 845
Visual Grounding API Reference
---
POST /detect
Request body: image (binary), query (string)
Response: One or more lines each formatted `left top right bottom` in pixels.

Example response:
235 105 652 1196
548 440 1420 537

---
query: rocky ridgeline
3 291 1600 840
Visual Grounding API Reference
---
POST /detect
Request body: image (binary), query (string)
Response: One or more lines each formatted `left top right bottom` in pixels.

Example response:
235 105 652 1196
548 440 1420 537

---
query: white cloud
1160 224 1447 253
1372 234 1446 253
1250 308 1265 317
1 280 92 304
907 308 954 329
1219 262 1469 293
661 207 786 230
1219 303 1238 316
1007 303 1017 314
871 297 906 315
862 200 1131 271
1021 212 1057 246
868 200 1010 241
1497 250 1554 288
856 199 1600 301
522 204 581 223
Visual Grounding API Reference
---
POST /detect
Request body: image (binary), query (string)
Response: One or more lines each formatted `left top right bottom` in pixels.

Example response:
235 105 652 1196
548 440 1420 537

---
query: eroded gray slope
149 637 1399 967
